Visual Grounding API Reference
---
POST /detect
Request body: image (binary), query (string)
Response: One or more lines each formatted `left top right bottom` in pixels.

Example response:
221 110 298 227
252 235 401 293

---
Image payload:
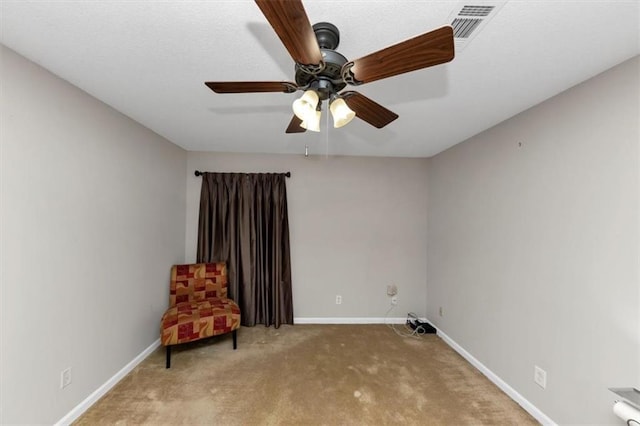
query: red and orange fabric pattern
161 263 240 346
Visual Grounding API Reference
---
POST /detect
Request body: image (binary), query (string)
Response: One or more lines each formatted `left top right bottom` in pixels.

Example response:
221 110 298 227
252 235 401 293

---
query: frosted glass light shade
292 90 319 121
300 110 321 132
330 98 355 128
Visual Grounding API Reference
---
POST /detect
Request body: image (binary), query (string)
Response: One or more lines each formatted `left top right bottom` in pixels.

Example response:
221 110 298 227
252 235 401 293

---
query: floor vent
447 2 506 51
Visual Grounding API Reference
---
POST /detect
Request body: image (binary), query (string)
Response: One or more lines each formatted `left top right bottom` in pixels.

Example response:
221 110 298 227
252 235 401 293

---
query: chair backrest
169 262 228 306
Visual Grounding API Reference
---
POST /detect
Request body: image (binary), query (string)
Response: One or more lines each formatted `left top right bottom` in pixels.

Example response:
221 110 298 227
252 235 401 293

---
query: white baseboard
55 339 161 426
436 328 556 426
53 323 553 425
294 317 407 324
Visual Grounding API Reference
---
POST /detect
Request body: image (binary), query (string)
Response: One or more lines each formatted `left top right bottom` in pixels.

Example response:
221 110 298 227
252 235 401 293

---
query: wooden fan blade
343 26 454 85
342 91 398 129
255 0 322 67
285 115 306 133
205 81 297 94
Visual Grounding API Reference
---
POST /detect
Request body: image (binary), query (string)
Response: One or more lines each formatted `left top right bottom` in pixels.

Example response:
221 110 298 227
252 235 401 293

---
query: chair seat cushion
161 298 240 346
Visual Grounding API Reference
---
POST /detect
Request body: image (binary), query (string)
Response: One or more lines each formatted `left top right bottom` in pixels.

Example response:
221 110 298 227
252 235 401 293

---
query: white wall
3 37 635 425
0 45 187 424
186 152 429 320
426 56 639 424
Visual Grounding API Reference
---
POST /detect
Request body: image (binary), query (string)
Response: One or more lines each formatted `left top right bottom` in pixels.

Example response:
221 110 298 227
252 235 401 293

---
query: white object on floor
613 401 640 423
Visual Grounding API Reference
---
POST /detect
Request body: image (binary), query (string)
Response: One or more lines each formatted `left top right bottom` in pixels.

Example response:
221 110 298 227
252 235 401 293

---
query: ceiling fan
205 0 455 133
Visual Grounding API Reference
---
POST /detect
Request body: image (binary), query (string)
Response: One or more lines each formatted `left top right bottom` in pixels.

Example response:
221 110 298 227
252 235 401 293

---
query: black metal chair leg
166 345 171 369
232 329 237 350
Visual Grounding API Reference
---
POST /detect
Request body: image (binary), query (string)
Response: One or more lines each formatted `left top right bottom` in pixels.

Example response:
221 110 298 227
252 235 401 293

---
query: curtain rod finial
195 170 202 177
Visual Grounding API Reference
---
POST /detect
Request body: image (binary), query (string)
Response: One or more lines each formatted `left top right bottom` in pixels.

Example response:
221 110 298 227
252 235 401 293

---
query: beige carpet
74 324 537 425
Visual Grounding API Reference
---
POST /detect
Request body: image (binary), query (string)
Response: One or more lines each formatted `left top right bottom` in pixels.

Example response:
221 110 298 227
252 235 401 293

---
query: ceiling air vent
451 18 483 39
458 5 495 17
447 1 506 51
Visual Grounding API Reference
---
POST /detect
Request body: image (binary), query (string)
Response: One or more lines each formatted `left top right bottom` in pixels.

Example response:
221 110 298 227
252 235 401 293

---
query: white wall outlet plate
534 365 547 389
60 367 71 389
387 284 398 296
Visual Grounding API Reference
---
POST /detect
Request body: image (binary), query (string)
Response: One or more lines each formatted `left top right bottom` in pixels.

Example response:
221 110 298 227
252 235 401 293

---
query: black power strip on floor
406 313 437 334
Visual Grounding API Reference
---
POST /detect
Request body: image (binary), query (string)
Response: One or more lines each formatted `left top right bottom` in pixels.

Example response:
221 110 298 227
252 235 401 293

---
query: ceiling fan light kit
292 90 355 131
329 96 356 129
205 0 455 134
292 89 319 121
300 109 321 132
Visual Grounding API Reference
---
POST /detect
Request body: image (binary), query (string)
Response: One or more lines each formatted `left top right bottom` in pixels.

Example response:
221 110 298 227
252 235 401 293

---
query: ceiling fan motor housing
313 22 340 49
295 22 347 100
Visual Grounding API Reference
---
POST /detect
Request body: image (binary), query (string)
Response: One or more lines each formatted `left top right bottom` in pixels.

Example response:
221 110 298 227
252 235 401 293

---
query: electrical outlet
335 295 342 305
391 296 398 305
60 368 72 389
534 366 547 389
439 306 443 317
386 284 397 296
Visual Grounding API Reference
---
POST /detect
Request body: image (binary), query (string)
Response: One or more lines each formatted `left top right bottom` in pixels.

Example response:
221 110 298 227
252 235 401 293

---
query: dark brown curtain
196 172 293 327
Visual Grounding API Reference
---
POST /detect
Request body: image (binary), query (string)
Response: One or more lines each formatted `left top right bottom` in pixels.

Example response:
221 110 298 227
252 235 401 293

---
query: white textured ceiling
1 0 638 157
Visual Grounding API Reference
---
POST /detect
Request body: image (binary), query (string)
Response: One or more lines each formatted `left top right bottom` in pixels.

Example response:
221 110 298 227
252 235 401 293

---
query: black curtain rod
194 170 290 178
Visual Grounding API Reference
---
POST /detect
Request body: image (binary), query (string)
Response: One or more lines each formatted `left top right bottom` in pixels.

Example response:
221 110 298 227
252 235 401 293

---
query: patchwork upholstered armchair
160 262 241 368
